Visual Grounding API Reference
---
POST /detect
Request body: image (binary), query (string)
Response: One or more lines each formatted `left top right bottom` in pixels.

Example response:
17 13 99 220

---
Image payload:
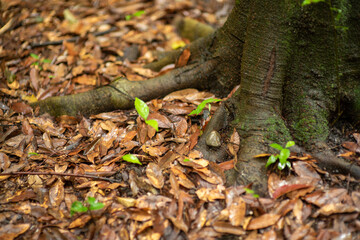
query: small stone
206 131 221 147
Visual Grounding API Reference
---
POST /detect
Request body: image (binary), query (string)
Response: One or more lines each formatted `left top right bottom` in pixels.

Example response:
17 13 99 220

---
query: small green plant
135 97 158 131
122 153 142 165
125 10 145 21
70 197 104 216
183 158 191 162
266 141 295 170
301 0 325 6
30 53 51 70
189 98 222 116
244 188 259 198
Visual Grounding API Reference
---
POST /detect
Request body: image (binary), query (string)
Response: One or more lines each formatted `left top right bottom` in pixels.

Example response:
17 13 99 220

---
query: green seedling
189 98 222 116
244 188 259 198
70 197 104 216
266 141 295 170
125 10 145 21
183 158 191 162
135 97 158 131
301 0 325 6
30 53 51 70
122 154 142 165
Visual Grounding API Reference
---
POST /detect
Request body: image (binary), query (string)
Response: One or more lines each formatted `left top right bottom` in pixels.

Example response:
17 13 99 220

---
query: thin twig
0 171 121 183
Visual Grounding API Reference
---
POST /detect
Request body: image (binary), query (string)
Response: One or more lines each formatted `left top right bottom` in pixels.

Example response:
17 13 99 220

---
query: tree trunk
32 0 360 195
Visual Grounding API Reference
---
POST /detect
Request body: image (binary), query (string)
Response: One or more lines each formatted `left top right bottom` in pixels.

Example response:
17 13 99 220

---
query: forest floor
1 0 360 239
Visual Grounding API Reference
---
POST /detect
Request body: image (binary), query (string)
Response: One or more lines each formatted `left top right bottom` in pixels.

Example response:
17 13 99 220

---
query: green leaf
286 161 292 169
145 119 158 131
87 197 104 211
285 141 295 148
266 155 278 168
28 152 39 156
41 58 52 63
122 154 142 165
244 188 254 194
301 0 325 6
279 148 290 164
278 162 286 170
30 53 40 59
189 98 222 116
135 97 149 120
133 10 145 17
70 201 88 216
269 143 283 151
253 193 259 198
183 158 191 162
125 15 132 21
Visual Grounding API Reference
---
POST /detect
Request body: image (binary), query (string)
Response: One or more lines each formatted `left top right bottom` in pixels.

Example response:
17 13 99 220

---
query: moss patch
265 116 292 144
291 110 329 144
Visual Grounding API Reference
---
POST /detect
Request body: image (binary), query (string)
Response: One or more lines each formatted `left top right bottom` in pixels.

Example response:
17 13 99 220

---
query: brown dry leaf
116 197 136 208
132 67 157 78
142 145 167 157
174 117 188 137
29 68 39 92
28 117 65 137
304 188 348 207
168 216 189 233
290 224 316 240
196 186 225 202
0 152 11 171
194 167 223 185
69 215 92 229
228 129 240 156
128 209 152 222
229 197 246 226
179 157 209 168
212 221 245 235
170 165 195 189
148 112 172 128
49 179 65 207
146 162 164 189
246 214 281 230
342 141 360 153
218 160 234 170
135 195 172 210
73 75 97 85
176 48 191 68
253 153 271 158
313 203 359 217
169 172 180 199
10 102 32 114
0 223 30 240
163 88 214 103
6 189 36 203
189 126 201 150
292 161 321 180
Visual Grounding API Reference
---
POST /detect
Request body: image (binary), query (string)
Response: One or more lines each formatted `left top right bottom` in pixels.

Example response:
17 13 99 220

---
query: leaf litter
0 0 360 239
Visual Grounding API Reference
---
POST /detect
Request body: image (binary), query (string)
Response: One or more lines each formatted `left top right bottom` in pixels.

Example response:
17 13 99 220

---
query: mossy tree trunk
32 0 360 195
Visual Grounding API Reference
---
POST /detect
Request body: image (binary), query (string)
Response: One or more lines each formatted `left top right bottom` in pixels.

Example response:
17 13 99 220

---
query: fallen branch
0 171 122 183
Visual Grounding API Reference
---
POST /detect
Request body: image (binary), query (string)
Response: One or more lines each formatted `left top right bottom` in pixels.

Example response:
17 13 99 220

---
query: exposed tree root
196 103 230 162
144 17 215 72
173 16 215 42
32 60 218 116
310 142 360 179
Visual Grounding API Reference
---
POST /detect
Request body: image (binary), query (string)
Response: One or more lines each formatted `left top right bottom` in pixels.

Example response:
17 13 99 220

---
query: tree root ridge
309 142 360 180
196 104 231 162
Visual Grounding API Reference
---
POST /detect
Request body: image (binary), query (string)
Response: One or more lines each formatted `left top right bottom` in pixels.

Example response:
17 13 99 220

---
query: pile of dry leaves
0 0 359 239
